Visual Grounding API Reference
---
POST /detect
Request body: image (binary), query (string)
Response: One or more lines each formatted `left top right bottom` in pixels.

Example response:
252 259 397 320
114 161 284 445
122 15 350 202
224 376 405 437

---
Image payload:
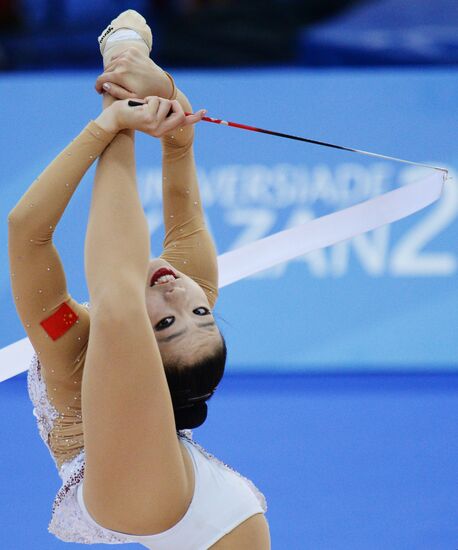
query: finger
97 68 133 91
183 109 207 126
156 98 172 123
145 96 161 117
157 99 186 133
160 111 188 134
165 99 186 122
102 82 137 100
95 71 118 93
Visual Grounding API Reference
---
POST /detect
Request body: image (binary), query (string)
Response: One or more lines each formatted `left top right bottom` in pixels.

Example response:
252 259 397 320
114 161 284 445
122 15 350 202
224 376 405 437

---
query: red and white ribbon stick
193 112 445 172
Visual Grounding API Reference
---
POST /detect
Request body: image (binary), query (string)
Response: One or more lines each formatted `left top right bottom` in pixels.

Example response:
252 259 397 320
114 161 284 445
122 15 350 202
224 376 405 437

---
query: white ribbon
217 171 446 287
0 169 447 383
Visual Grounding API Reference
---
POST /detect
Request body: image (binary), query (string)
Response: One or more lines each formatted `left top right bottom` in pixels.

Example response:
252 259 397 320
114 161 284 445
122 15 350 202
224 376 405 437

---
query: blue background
1 69 458 371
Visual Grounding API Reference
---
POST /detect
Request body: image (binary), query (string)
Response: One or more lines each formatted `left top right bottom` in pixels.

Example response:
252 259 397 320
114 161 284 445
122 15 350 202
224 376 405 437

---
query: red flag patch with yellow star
40 303 79 341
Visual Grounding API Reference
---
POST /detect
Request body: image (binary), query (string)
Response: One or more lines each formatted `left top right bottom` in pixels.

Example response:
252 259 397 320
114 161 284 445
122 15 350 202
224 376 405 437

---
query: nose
164 285 186 300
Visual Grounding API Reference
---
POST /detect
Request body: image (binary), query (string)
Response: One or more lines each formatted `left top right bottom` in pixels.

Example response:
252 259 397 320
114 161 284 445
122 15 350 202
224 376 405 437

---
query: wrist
161 126 194 149
163 71 177 100
95 104 120 134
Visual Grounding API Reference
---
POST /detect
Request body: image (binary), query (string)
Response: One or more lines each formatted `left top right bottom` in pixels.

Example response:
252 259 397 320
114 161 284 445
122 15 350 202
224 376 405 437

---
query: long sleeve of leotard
160 90 218 308
8 121 116 468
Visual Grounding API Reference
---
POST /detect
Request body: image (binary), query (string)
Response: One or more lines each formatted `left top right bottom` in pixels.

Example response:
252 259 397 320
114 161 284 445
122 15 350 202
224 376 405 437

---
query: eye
193 307 211 316
155 316 175 331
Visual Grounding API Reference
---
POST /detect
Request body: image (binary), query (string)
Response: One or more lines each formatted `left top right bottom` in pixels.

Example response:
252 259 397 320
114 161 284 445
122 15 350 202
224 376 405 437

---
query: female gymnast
8 10 270 549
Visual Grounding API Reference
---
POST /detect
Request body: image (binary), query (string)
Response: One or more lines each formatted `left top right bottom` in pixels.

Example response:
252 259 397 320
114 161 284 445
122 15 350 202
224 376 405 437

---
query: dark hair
164 333 227 431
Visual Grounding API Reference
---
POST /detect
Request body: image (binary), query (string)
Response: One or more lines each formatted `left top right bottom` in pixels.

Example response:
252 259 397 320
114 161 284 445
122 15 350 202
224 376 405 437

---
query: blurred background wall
1 0 457 69
1 1 458 549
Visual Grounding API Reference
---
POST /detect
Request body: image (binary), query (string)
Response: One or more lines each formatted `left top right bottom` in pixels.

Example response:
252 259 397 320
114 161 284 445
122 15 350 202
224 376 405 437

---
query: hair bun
174 402 208 431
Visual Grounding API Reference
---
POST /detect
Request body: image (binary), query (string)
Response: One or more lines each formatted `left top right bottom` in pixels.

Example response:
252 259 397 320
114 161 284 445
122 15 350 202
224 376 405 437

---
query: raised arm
160 89 219 308
8 121 117 375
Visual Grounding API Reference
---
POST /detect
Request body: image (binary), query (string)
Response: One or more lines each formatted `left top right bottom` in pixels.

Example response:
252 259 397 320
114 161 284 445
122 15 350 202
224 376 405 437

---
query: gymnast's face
145 259 221 364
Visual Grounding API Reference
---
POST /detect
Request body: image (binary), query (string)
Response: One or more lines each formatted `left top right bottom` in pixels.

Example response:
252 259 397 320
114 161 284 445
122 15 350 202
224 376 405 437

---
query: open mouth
150 267 178 286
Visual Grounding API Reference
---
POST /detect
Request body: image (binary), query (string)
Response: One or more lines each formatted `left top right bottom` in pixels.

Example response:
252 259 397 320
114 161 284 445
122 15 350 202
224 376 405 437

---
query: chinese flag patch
40 303 79 341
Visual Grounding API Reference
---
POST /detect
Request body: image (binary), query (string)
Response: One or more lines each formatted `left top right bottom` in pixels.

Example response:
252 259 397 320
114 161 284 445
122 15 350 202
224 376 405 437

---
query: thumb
101 82 137 100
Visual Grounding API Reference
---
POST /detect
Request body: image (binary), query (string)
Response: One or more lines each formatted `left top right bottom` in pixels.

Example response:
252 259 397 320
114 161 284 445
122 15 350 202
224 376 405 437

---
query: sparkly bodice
27 352 62 471
27 352 267 544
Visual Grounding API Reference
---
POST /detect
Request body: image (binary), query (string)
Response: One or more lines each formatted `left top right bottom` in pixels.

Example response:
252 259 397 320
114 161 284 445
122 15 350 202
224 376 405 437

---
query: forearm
159 88 219 304
159 137 219 306
161 89 204 230
84 128 151 304
8 123 116 241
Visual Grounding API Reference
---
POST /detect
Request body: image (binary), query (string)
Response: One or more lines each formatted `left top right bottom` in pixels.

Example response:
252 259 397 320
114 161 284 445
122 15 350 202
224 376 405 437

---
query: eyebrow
155 320 216 344
197 321 217 330
156 328 188 343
